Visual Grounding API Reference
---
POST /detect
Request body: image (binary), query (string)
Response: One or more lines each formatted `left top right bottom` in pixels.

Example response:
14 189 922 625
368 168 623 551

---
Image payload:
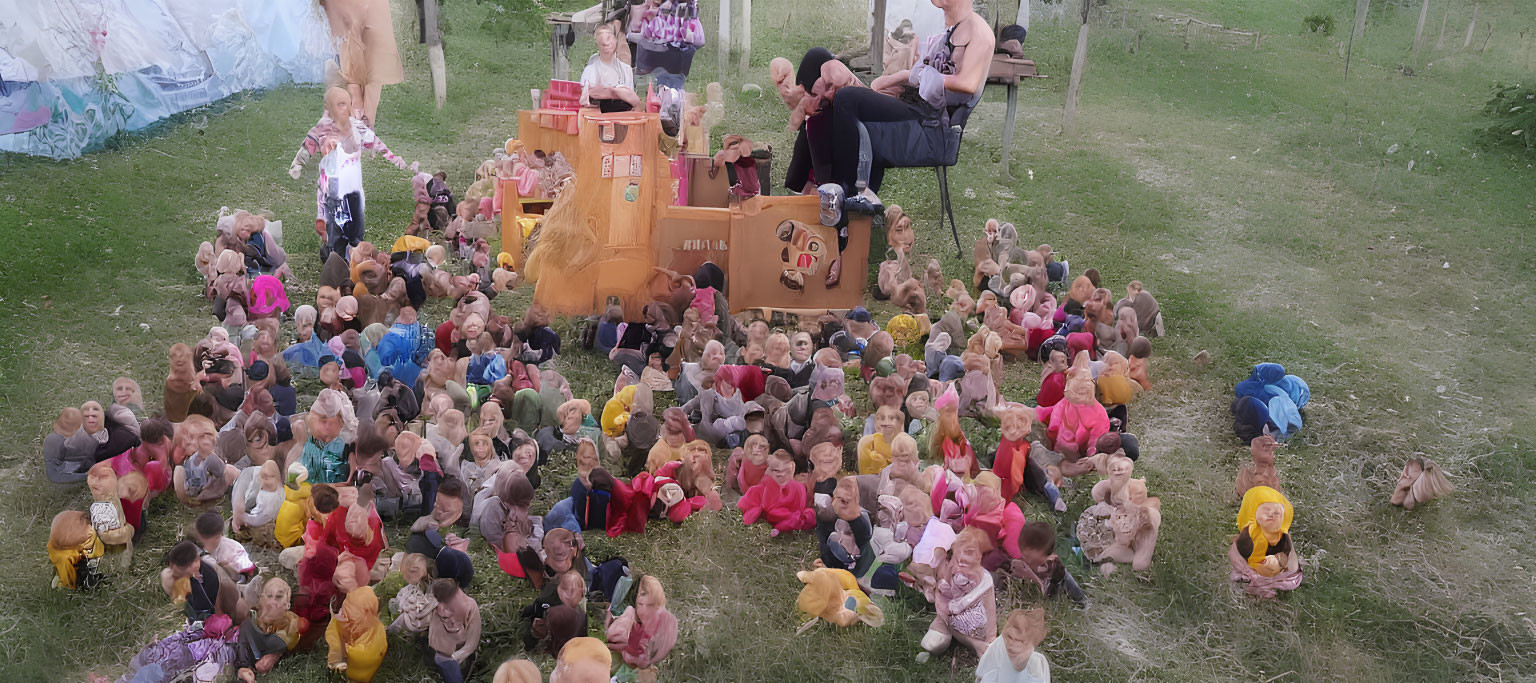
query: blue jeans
545 498 581 534
434 653 464 683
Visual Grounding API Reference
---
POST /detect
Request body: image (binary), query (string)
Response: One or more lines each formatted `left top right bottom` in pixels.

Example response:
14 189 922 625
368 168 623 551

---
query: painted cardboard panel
727 195 871 313
655 205 732 277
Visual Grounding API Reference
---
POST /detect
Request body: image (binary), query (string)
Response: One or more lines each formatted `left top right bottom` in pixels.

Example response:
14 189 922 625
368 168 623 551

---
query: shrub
1303 13 1334 36
1480 83 1536 153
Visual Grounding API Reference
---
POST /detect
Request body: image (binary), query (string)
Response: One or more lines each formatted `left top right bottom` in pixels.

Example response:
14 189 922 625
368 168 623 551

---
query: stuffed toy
738 449 814 536
86 462 135 569
47 510 105 590
1390 457 1454 509
406 172 433 235
794 567 883 629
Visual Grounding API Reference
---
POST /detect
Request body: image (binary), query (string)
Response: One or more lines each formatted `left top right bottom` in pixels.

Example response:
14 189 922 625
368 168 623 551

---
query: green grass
3 0 1536 680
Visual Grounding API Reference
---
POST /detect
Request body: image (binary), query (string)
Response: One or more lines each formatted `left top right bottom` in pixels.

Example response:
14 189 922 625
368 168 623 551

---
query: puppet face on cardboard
777 220 828 277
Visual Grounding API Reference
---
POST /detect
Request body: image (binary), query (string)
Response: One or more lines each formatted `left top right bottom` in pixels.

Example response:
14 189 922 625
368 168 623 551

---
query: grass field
2 0 1534 680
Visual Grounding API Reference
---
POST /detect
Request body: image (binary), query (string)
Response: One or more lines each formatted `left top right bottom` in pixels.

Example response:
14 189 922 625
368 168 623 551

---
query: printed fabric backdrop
0 0 333 159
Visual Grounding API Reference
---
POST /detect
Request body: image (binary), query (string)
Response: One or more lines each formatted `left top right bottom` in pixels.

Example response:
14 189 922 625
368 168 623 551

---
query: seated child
427 578 482 683
544 441 610 534
873 433 924 499
195 510 257 584
161 539 244 624
1229 486 1301 599
325 585 387 681
530 570 589 656
579 26 639 112
386 553 437 636
725 433 771 494
604 575 679 680
991 403 1065 512
384 432 439 520
975 608 1052 682
47 510 104 590
857 405 905 475
921 527 996 658
274 470 333 549
816 477 874 578
738 450 815 537
232 460 286 547
174 415 232 505
1005 521 1087 606
324 491 387 580
961 472 1025 571
552 637 613 683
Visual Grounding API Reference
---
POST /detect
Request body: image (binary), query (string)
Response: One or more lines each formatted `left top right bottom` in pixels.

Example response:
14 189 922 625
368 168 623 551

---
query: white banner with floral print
0 0 332 159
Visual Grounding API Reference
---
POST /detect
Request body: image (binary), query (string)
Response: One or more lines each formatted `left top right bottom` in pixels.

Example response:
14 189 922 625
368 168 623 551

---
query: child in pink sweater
288 87 416 262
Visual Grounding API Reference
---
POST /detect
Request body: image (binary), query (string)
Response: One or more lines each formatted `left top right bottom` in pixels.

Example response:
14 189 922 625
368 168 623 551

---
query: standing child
288 87 418 263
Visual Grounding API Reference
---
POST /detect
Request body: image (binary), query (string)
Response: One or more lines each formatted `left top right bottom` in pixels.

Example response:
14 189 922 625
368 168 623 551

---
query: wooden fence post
1412 0 1429 64
718 0 731 81
1344 0 1369 78
1463 1 1478 48
1062 0 1091 133
871 0 887 77
740 0 752 75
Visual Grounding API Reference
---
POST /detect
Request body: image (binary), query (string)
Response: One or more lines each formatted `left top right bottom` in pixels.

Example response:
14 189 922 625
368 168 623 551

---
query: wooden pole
1344 0 1369 78
1412 0 1429 64
871 0 888 76
1062 0 1090 133
424 0 446 109
718 0 731 81
740 0 752 75
1462 1 1478 49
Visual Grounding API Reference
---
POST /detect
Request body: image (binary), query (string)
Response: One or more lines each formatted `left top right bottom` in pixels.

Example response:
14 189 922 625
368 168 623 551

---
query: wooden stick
794 617 819 635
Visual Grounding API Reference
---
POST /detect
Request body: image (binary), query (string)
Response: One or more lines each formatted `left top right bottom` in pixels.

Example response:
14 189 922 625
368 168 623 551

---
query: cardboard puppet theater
500 108 872 321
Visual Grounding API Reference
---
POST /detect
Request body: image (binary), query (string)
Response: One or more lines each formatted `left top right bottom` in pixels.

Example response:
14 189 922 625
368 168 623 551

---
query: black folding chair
859 98 979 258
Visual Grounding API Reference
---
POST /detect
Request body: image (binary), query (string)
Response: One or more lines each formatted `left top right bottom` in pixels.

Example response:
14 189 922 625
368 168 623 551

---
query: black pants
784 48 836 193
592 98 633 113
322 190 365 263
831 87 932 192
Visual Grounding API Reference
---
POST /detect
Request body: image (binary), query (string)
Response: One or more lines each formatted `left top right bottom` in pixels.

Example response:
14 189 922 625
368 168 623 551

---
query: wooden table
988 54 1047 174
